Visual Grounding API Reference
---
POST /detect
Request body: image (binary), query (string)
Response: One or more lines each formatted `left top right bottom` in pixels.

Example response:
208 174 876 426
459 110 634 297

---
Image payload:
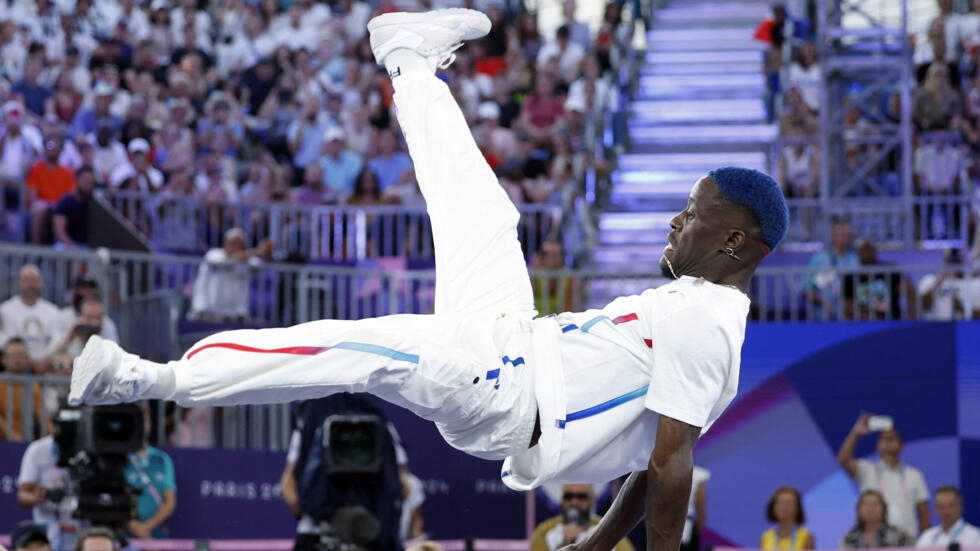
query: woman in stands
760 487 815 550
841 490 914 548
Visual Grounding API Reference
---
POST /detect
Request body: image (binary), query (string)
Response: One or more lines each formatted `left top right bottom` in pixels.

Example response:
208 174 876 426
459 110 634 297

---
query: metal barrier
0 244 975 450
102 192 563 262
766 132 976 248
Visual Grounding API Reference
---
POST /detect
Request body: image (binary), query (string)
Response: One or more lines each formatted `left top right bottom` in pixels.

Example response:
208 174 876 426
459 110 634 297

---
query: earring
725 247 741 261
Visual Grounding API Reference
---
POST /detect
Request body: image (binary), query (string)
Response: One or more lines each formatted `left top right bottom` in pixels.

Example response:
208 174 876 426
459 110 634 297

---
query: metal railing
102 191 563 262
0 243 975 450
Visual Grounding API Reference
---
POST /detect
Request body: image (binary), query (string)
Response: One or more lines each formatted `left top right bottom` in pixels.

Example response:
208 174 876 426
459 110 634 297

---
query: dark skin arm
566 416 701 551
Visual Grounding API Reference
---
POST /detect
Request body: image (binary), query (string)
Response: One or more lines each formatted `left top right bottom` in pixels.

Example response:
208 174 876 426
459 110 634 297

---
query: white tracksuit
165 68 750 489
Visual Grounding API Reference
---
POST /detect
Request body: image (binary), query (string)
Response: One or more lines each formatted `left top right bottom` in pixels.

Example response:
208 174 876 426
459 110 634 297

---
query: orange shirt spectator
0 338 45 441
25 140 75 204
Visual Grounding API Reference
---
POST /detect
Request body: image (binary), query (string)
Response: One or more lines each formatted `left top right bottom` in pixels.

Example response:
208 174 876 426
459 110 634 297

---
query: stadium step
594 0 773 274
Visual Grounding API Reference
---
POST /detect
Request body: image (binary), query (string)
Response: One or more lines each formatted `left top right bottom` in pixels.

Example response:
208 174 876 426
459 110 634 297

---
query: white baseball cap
322 126 345 142
477 101 501 120
128 138 150 154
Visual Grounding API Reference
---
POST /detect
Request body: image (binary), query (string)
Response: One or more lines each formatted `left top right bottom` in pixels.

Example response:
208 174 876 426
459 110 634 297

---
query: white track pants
168 69 538 459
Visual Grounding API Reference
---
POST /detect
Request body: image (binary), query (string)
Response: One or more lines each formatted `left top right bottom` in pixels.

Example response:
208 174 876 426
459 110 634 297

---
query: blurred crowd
0 0 629 263
758 0 980 249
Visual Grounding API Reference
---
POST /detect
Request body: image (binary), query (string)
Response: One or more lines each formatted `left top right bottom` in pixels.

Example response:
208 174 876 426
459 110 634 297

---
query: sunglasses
563 492 590 501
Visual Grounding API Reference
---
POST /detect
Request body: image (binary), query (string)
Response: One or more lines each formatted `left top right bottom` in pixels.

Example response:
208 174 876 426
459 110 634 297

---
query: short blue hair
707 166 789 253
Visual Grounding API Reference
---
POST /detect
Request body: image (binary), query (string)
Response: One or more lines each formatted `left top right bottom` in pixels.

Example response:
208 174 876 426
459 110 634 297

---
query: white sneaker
367 8 492 71
69 335 144 405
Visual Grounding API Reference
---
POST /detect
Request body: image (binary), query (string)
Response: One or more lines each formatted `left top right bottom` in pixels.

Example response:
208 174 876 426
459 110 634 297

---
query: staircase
596 0 776 274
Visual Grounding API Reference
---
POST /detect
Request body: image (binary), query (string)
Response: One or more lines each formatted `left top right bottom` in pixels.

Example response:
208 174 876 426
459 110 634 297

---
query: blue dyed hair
707 166 789 253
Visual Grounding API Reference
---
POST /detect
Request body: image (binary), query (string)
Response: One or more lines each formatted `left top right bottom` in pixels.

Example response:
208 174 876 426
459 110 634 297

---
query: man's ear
725 228 747 252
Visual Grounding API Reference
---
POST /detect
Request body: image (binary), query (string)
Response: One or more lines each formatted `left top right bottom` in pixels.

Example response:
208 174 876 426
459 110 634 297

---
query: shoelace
437 41 464 70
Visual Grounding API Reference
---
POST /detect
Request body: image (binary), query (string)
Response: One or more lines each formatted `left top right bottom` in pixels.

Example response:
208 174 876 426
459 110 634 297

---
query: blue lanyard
774 528 798 550
932 521 966 544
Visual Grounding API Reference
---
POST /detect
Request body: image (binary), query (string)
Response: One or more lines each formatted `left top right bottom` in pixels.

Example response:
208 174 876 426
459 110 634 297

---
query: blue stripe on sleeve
580 315 610 333
333 342 420 364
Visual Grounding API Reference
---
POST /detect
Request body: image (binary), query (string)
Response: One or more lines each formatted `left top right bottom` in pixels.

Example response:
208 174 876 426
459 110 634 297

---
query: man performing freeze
69 9 788 550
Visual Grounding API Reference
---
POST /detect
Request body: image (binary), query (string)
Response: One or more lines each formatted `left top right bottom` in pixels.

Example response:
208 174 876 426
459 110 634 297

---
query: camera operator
122 402 176 539
17 413 81 550
41 296 107 376
529 484 635 551
280 394 403 551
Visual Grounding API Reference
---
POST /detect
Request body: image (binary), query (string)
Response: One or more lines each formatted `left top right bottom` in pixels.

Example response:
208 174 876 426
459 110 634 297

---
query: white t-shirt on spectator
18 435 79 550
92 141 129 183
917 519 980 548
855 459 930 537
1 37 28 80
568 78 619 114
537 41 586 84
109 162 165 192
0 125 42 182
225 32 277 73
274 24 318 52
917 274 980 321
343 2 373 42
190 248 256 319
0 295 62 362
170 8 213 49
914 144 964 194
788 63 822 111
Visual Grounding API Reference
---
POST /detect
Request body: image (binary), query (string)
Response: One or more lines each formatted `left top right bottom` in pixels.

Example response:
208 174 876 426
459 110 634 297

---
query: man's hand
128 519 152 538
851 413 872 436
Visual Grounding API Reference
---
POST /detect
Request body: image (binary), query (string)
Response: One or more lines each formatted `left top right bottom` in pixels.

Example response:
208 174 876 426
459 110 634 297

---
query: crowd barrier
103 192 564 263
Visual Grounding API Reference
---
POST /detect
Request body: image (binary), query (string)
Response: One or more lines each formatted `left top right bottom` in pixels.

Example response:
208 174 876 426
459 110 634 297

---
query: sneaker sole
367 8 491 40
68 335 113 405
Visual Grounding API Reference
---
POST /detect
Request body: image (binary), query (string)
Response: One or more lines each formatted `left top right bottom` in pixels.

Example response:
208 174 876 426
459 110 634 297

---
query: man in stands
0 265 61 363
530 484 635 551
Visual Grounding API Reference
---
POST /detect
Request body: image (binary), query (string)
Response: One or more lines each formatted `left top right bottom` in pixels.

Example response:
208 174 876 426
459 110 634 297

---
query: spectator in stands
317 126 363 202
681 466 710 551
189 227 272 321
805 218 859 319
562 0 590 52
0 265 61 363
0 338 44 441
295 163 336 205
74 526 118 551
70 81 122 138
843 239 917 320
368 129 413 193
841 490 914 548
787 42 821 112
538 25 585 86
18 415 79 549
530 484 635 551
49 71 84 126
780 87 818 135
109 138 164 192
124 401 176 539
531 240 576 315
918 249 980 320
914 64 961 131
288 95 332 172
10 522 51 551
778 125 819 199
12 56 52 117
52 165 95 249
43 296 108 376
914 132 964 196
25 135 75 243
760 487 815 550
520 72 565 143
917 486 980 547
55 277 119 343
348 167 384 206
0 101 42 194
838 413 931 537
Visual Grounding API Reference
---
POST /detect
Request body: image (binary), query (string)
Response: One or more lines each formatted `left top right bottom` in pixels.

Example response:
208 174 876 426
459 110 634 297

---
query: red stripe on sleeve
187 342 329 360
612 313 639 325
643 339 653 348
